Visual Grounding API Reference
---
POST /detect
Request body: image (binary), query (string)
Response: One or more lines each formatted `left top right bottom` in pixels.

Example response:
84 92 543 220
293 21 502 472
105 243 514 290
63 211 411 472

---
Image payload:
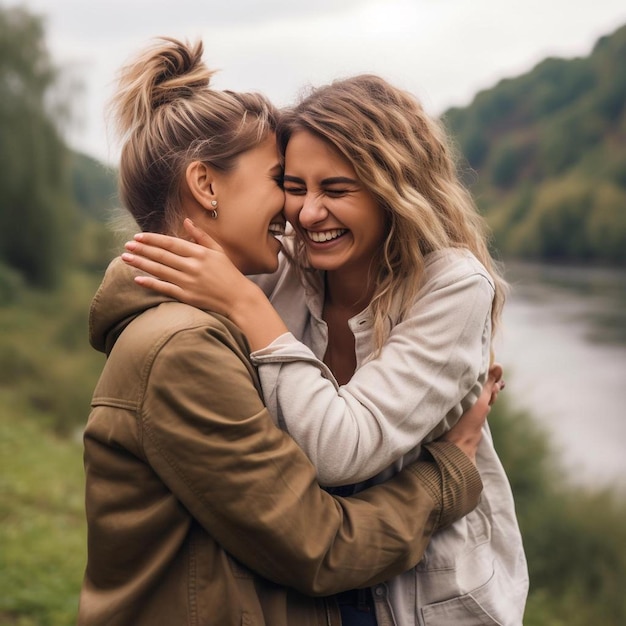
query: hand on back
441 364 504 464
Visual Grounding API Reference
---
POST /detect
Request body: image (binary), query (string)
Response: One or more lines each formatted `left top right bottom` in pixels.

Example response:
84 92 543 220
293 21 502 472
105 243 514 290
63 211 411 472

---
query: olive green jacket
77 258 482 626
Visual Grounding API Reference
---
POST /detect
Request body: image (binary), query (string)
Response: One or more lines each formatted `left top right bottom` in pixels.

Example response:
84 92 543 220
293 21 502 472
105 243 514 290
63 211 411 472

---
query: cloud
8 0 626 162
18 0 376 42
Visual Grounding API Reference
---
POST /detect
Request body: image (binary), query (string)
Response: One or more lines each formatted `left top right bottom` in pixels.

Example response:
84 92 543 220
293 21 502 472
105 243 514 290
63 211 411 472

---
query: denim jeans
336 589 377 626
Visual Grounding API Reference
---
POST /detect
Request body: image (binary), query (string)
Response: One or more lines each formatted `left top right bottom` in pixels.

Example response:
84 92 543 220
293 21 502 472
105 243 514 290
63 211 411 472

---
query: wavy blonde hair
277 74 507 351
108 37 279 234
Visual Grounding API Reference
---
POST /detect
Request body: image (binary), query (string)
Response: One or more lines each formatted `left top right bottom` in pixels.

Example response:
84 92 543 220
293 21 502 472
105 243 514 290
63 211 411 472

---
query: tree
0 6 76 288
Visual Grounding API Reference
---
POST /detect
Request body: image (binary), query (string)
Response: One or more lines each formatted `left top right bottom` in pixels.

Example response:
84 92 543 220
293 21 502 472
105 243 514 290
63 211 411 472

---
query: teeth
307 229 347 243
269 223 285 236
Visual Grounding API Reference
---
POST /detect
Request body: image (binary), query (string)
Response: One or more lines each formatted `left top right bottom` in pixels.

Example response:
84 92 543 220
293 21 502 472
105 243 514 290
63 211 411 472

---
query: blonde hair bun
110 37 216 140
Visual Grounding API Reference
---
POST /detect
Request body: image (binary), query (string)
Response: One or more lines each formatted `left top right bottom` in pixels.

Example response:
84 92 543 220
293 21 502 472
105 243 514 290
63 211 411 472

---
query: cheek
274 188 286 210
259 186 284 216
284 196 301 224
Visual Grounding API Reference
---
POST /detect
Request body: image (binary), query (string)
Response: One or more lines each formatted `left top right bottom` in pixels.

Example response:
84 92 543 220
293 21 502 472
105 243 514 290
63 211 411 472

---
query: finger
133 274 187 300
482 373 497 395
121 252 188 284
489 381 506 406
488 363 503 384
124 240 197 273
132 231 200 255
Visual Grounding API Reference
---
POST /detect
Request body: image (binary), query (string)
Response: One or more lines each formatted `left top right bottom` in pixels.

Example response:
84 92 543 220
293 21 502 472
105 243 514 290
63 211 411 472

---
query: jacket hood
89 257 173 355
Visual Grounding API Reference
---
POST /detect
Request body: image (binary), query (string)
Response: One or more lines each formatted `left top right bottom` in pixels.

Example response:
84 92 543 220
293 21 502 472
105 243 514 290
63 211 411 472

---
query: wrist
229 283 288 352
423 441 483 528
440 431 479 465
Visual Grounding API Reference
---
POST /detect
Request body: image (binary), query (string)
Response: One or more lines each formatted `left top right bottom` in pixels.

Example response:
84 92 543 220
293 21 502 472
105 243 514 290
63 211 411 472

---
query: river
494 261 626 491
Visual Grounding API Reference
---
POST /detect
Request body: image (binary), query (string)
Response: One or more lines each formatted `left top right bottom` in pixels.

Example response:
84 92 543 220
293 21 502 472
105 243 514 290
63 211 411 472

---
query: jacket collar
89 257 174 355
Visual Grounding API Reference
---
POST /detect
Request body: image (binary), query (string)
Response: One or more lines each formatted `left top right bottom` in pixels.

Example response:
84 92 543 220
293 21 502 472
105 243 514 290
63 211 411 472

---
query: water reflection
495 261 626 490
504 261 626 344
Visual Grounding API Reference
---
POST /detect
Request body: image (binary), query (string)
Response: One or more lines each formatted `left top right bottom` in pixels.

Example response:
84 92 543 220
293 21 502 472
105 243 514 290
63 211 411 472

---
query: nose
298 192 328 227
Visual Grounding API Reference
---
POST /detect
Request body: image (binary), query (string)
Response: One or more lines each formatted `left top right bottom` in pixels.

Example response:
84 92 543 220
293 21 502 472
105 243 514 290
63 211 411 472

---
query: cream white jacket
250 247 528 626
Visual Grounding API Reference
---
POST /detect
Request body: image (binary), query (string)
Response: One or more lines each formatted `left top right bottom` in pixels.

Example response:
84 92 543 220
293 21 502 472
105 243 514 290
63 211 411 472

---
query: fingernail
134 233 145 241
125 241 137 251
121 252 134 261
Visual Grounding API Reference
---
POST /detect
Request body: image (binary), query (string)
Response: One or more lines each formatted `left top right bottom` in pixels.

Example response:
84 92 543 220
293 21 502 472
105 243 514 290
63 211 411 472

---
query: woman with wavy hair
122 73 527 625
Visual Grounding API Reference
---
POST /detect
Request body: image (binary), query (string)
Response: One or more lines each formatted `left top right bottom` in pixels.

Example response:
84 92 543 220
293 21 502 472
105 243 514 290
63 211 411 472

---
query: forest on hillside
0 6 117 296
444 23 626 264
1 5 626 626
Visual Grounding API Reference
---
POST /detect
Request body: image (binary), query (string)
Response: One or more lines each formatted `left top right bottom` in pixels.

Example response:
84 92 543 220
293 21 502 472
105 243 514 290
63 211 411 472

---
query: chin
247 256 279 275
262 258 280 273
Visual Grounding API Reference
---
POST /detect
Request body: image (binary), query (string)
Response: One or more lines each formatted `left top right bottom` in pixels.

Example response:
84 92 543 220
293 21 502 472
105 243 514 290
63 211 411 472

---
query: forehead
238 134 280 169
254 133 279 158
285 130 353 174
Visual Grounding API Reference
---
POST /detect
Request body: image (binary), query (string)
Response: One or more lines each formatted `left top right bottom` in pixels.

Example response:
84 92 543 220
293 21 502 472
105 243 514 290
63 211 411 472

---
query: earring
209 199 218 219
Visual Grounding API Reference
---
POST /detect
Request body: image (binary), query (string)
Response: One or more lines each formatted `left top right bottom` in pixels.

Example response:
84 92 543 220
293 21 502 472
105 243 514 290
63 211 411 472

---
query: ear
185 161 217 209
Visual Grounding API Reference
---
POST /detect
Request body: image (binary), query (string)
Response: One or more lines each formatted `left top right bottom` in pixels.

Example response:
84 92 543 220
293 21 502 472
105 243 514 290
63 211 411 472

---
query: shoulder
118 302 250 370
129 302 261 403
138 300 239 337
94 301 255 410
421 248 495 294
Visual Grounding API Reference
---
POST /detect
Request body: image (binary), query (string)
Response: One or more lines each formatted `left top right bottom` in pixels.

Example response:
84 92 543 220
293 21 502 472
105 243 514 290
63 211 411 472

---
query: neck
324 267 376 314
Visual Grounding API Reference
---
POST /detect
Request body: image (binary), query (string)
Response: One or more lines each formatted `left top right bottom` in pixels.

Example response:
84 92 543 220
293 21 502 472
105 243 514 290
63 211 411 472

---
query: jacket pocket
420 567 504 626
417 505 490 572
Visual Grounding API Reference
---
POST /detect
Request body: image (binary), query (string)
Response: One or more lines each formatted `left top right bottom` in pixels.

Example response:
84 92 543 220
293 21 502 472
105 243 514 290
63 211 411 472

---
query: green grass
0 269 99 625
0 395 86 626
0 270 105 435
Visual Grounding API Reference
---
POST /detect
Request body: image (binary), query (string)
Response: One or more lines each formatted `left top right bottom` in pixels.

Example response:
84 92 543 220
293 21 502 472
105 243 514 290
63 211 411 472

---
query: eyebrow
283 175 360 186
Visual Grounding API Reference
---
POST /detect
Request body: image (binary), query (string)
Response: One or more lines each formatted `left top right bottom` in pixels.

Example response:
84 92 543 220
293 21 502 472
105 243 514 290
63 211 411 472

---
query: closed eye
284 186 306 196
324 189 350 197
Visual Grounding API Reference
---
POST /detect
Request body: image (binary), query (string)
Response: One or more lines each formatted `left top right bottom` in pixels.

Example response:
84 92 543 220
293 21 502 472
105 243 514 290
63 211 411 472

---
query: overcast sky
7 0 626 164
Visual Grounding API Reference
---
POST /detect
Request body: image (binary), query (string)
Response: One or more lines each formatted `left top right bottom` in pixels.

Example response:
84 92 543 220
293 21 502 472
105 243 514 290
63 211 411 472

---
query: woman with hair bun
79 38 496 626
124 73 528 624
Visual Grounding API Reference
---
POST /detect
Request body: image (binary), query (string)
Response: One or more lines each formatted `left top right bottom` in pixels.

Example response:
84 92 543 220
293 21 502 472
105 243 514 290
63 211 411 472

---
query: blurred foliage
0 5 119 291
0 269 107 435
0 397 86 626
489 398 626 625
444 23 626 265
0 6 74 288
70 151 118 222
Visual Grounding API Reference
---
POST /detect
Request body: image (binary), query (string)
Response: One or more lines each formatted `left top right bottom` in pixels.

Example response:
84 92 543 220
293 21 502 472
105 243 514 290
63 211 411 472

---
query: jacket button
373 584 386 597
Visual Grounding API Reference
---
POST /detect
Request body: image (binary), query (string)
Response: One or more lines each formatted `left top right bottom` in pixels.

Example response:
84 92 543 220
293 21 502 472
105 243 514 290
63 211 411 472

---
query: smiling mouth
306 229 348 243
268 222 286 237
